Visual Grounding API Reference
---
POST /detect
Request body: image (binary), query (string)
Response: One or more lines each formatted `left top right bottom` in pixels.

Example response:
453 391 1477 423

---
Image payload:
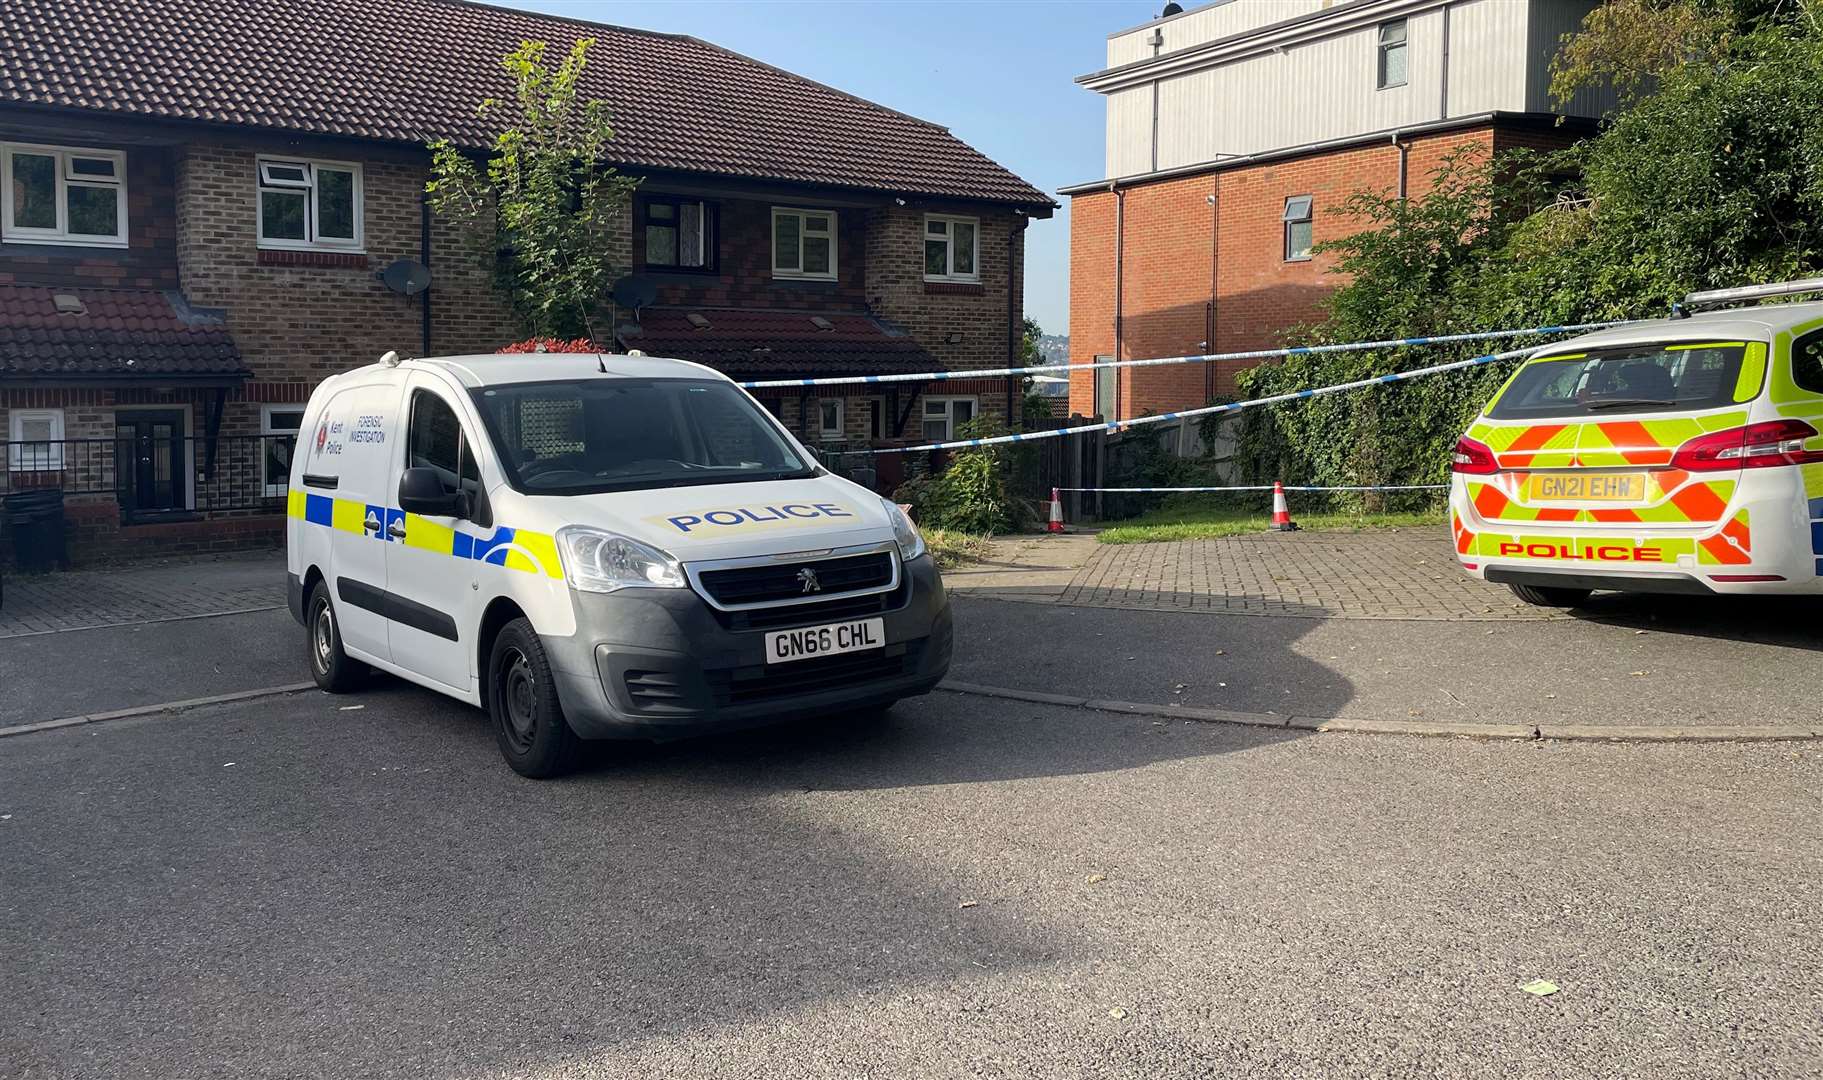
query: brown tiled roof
0 0 1053 210
620 308 942 379
0 287 248 382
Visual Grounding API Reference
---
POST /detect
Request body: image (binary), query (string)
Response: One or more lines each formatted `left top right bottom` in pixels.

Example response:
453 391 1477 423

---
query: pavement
4 685 1820 1079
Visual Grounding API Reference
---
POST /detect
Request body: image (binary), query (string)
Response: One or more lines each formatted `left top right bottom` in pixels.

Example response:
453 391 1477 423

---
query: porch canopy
0 286 249 387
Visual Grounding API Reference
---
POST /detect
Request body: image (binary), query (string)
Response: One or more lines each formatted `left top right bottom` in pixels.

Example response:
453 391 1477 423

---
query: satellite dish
611 275 659 312
379 259 432 296
1162 1 1184 13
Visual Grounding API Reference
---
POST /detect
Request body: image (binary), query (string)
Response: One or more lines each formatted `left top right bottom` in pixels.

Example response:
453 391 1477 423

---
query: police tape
1052 485 1448 493
865 342 1544 456
736 320 1628 390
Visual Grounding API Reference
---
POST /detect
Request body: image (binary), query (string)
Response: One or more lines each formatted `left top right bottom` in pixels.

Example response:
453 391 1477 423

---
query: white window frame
1283 195 1314 262
8 408 66 471
256 156 364 252
771 207 837 280
924 214 981 283
1377 19 1409 90
816 398 846 442
260 405 306 497
920 396 979 442
1 143 129 248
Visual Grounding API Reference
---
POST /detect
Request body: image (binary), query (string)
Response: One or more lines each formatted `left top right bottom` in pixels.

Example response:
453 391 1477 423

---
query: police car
1452 278 1823 606
286 350 952 777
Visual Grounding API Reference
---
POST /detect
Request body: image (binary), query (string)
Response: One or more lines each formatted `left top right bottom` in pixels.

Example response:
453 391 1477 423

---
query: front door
115 410 188 518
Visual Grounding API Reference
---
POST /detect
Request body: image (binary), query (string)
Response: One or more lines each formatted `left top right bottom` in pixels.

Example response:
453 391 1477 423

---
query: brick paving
0 551 285 639
951 527 1563 621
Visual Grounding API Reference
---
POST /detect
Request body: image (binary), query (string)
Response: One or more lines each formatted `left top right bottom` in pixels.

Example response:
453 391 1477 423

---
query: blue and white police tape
868 341 1543 456
737 320 1629 390
1052 485 1448 493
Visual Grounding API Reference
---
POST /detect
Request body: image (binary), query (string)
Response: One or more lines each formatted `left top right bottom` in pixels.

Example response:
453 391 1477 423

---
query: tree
427 39 637 341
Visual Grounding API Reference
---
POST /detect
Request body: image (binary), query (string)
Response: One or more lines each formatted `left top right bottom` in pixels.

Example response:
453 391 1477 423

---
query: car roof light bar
1676 277 1823 317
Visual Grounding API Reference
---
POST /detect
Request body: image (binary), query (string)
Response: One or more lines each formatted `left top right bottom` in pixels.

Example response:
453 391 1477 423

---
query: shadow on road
1565 590 1823 649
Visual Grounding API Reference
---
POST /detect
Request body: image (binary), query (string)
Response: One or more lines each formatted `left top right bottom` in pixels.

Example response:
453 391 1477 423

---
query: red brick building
1063 0 1611 421
0 0 1051 561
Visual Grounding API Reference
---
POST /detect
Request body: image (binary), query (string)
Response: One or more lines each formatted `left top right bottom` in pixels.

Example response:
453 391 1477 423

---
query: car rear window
1486 342 1750 420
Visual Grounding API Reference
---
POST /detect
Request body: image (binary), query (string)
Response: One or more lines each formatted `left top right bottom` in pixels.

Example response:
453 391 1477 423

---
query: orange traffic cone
1268 482 1299 532
1047 488 1066 533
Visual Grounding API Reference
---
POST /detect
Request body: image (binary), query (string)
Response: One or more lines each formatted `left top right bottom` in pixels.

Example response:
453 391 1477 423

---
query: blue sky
507 0 1160 335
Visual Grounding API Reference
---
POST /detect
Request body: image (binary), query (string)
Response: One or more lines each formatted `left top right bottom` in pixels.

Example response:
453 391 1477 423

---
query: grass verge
922 528 996 567
1097 500 1442 544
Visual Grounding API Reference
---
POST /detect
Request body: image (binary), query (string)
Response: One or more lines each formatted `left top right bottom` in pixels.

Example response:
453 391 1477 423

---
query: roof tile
0 286 249 380
1 0 1052 208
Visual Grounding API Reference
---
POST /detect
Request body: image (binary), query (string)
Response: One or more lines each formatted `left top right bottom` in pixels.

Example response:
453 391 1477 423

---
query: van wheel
306 580 363 692
487 618 580 779
1508 583 1593 608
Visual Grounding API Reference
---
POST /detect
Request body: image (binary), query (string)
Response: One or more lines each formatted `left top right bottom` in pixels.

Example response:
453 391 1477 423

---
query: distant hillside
1035 334 1068 364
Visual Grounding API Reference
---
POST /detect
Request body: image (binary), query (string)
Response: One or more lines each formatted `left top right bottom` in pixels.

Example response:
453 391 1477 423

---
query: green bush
894 418 1035 534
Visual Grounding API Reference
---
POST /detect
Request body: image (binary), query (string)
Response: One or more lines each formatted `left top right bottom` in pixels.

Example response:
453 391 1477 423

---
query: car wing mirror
398 467 463 517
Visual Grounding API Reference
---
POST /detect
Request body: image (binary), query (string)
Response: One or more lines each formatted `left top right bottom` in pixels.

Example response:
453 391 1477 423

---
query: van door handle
387 519 407 540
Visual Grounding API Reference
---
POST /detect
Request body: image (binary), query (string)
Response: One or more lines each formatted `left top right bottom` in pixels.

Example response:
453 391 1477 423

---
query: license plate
764 617 886 665
1530 473 1646 502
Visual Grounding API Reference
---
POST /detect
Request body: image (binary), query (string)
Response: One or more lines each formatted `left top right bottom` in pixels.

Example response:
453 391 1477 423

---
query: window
1283 196 1313 261
7 409 64 471
407 391 481 509
1377 20 1408 89
867 397 886 440
257 157 362 250
261 406 305 497
924 215 980 282
1486 344 1749 420
772 207 837 279
818 398 845 441
2 144 127 247
921 396 977 441
1792 329 1823 395
1093 357 1116 419
642 196 715 271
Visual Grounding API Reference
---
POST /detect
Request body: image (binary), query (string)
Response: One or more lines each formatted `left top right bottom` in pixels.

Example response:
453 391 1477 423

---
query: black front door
116 410 188 517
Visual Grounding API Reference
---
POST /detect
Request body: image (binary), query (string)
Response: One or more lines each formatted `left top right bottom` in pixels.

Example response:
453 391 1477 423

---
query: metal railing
1 435 297 520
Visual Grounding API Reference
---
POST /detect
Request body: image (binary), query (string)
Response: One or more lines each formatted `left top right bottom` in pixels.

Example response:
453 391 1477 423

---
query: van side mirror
398 467 463 517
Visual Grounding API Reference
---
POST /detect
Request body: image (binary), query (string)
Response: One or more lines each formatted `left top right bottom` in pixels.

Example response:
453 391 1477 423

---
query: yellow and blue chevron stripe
288 490 561 578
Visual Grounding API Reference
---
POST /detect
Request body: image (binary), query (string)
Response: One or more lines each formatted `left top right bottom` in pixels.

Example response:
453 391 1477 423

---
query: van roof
1534 300 1823 357
405 352 730 387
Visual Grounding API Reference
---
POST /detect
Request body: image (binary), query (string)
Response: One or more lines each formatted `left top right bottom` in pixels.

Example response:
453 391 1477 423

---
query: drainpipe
1006 215 1022 427
1206 180 1219 404
419 188 433 355
1112 181 1125 420
1439 2 1452 121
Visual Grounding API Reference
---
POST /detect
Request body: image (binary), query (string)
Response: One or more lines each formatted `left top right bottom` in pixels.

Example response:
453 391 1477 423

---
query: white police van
286 351 952 777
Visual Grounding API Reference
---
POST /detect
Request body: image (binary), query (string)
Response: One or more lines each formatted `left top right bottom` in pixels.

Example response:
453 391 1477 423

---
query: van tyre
1507 583 1593 608
487 618 580 779
306 580 363 693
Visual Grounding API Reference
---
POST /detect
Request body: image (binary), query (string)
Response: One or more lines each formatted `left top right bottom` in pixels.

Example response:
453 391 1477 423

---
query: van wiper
1585 397 1678 410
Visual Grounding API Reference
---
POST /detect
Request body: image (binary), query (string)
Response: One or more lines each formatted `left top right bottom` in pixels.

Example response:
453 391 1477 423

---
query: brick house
0 0 1051 561
1063 0 1614 421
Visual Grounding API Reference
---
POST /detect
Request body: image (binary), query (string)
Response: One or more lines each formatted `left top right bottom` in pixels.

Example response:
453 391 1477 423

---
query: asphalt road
949 595 1823 728
3 684 1820 1078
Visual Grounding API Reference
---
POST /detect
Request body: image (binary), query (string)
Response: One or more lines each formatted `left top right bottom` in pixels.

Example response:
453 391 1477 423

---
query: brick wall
1069 123 1507 419
0 142 179 290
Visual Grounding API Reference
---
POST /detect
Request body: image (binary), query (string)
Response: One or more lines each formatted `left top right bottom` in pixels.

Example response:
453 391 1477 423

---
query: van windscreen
472 378 815 494
1487 342 1750 420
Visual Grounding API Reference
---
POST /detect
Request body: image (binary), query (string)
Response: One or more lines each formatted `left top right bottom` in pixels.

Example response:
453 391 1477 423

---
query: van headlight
880 496 926 562
556 526 686 592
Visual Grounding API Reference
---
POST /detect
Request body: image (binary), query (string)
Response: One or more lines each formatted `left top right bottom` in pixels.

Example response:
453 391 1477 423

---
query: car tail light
1450 435 1499 475
1669 419 1823 471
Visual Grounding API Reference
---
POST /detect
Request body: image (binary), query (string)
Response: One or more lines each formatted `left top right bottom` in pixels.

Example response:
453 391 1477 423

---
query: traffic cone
1268 482 1299 532
1047 488 1066 533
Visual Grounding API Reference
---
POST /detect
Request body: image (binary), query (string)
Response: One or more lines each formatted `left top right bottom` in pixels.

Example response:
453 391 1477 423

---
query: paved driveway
3 686 1819 1079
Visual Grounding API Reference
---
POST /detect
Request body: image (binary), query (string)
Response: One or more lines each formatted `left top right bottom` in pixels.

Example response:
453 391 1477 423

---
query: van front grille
707 642 924 707
695 551 894 607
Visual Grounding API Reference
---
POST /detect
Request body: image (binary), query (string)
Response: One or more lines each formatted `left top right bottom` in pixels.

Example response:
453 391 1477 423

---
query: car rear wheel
1507 582 1593 608
306 580 363 692
487 617 581 779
